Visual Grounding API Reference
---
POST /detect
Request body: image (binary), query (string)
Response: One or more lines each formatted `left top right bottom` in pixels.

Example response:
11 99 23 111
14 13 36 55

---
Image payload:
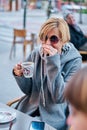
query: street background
0 8 87 104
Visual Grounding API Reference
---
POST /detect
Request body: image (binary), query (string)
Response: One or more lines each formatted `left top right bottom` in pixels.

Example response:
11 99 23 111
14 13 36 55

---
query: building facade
0 0 62 11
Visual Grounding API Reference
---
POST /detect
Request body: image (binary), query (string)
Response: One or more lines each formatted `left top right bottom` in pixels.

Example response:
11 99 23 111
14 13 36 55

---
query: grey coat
14 42 82 130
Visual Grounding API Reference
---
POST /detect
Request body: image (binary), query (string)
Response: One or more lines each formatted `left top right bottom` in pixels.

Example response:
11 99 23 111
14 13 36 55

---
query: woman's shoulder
62 42 77 53
68 42 80 53
62 42 82 60
64 42 79 52
69 42 82 61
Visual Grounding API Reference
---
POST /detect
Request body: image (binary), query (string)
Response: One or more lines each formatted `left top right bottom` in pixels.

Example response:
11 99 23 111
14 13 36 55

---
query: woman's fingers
13 63 23 76
42 44 57 56
14 69 23 76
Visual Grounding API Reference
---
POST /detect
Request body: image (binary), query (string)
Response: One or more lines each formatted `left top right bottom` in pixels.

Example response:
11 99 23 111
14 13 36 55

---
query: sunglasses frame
45 35 59 45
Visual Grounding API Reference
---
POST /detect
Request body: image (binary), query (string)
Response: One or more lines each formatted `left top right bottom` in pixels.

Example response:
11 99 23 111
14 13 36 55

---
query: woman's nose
46 38 51 45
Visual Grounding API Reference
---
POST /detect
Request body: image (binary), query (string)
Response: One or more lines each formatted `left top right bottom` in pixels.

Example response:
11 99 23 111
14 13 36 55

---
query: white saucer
0 110 16 123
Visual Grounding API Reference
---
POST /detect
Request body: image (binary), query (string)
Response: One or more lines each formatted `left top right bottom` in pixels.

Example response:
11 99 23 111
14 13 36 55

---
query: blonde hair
64 66 87 113
39 18 70 43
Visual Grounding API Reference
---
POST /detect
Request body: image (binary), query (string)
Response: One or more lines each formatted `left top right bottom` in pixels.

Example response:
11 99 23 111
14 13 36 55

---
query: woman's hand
13 63 23 76
42 44 58 56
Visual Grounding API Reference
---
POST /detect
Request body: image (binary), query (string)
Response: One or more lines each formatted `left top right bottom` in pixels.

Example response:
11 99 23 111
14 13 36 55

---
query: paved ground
0 9 87 105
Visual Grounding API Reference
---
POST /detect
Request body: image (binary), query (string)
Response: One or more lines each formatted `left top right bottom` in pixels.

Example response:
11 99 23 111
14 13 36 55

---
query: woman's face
67 105 87 130
66 14 76 25
44 28 63 53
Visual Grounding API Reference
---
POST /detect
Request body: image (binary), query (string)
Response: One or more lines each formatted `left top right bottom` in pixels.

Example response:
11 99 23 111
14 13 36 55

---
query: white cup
22 62 34 78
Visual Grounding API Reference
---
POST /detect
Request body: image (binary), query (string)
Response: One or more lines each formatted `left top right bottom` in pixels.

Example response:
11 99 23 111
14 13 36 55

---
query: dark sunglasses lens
50 36 59 44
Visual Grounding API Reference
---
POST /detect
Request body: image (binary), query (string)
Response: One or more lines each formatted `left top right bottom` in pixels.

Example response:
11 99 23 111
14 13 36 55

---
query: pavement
0 9 87 105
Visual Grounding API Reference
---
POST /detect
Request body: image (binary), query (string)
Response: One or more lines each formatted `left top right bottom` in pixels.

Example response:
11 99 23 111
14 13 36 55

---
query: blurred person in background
64 12 87 51
64 66 87 130
13 18 82 130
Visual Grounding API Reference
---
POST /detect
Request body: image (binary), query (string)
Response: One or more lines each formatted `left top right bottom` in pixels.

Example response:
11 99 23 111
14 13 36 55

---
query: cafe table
0 103 56 130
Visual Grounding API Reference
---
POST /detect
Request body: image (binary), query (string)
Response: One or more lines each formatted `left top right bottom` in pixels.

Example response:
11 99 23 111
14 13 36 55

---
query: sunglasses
45 35 59 45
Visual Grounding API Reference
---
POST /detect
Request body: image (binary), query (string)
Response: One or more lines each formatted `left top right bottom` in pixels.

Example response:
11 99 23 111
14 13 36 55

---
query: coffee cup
22 62 34 78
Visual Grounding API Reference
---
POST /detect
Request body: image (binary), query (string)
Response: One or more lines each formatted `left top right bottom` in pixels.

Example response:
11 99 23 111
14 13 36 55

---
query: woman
13 18 82 130
64 66 87 130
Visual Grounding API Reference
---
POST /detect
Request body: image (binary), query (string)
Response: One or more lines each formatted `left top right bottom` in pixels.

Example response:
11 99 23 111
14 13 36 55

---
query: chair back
14 29 26 38
9 29 36 59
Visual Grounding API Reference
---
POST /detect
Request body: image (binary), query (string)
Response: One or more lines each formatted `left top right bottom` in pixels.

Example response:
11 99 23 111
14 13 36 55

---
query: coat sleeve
14 76 32 95
46 54 82 103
